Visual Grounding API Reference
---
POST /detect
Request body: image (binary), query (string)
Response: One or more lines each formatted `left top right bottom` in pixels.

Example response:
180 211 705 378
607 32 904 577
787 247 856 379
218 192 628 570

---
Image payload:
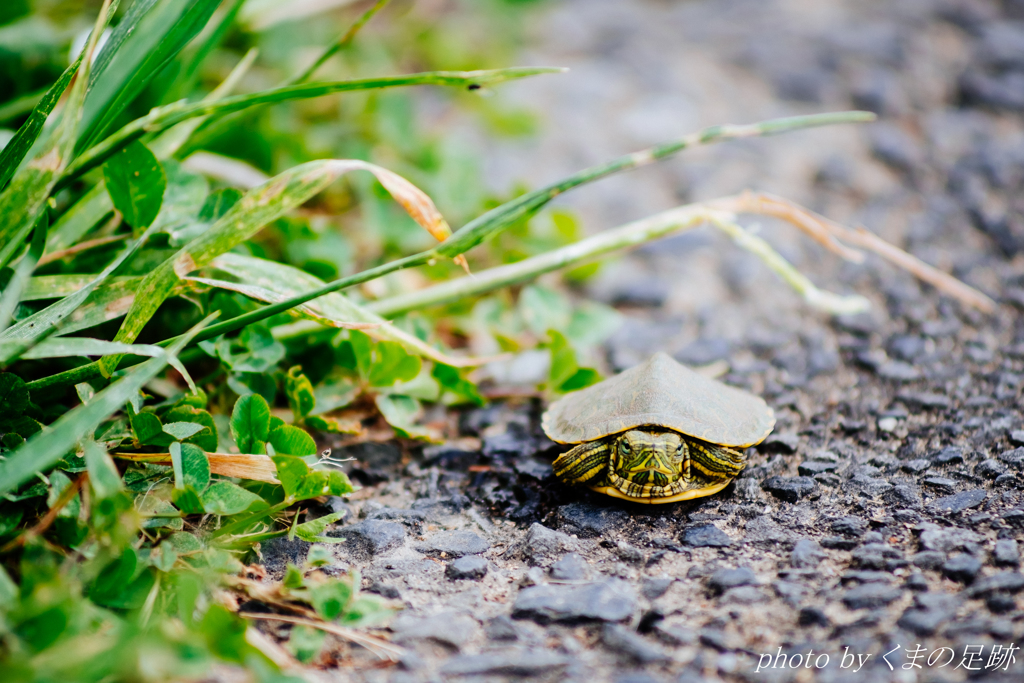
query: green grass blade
190 254 481 366
0 0 117 271
1 228 153 343
0 56 81 192
166 0 247 102
0 337 166 365
0 314 215 497
289 0 390 86
0 87 51 125
182 0 388 157
78 0 222 152
22 274 119 301
98 159 450 375
45 184 113 253
436 111 877 257
61 67 565 187
0 215 47 335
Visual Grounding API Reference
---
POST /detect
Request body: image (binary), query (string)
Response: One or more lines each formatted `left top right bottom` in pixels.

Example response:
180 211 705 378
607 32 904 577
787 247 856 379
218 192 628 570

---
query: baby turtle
542 352 775 504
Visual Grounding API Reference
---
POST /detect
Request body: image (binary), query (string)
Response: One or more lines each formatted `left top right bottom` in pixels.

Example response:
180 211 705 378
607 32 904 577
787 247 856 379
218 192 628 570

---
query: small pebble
446 555 489 580
942 553 982 584
993 539 1020 567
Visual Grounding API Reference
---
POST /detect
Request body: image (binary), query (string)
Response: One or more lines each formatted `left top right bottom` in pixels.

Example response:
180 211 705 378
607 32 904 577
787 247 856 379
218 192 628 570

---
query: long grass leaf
0 337 166 362
167 0 248 102
78 0 222 151
0 216 47 335
0 314 214 497
0 56 81 192
182 0 385 156
289 0 390 85
45 184 114 253
99 160 450 375
189 253 486 366
0 0 117 270
188 112 881 340
61 67 565 187
436 111 876 257
1 228 153 342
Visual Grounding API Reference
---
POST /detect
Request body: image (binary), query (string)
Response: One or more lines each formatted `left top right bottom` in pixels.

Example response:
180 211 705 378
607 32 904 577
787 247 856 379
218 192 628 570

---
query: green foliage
102 140 166 230
272 455 352 503
231 393 271 454
547 329 602 393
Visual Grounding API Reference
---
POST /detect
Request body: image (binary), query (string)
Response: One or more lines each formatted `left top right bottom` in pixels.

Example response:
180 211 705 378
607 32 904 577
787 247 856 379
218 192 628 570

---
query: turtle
542 352 775 504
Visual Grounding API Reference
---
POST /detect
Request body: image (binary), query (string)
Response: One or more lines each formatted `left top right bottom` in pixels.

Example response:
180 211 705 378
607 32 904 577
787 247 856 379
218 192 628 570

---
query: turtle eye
619 440 631 455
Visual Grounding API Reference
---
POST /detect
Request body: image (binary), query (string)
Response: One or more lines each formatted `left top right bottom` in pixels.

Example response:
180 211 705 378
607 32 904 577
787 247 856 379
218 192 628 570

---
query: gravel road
258 1 1024 680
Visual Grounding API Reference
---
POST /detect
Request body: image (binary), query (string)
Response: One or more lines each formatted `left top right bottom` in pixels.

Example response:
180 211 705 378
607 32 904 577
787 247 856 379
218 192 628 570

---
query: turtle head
611 429 686 488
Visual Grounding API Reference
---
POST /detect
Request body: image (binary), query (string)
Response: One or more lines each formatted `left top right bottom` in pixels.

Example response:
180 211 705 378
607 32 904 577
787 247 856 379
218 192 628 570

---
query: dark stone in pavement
898 392 951 410
708 567 757 595
930 447 964 465
898 600 956 636
484 615 519 641
1004 509 1024 528
599 623 671 663
549 553 591 581
975 459 1008 479
417 529 489 557
902 458 931 474
332 520 405 559
832 516 868 537
641 576 673 600
905 573 929 591
841 570 893 584
791 539 826 568
797 606 830 627
850 543 903 570
910 550 946 570
994 539 1021 566
446 555 489 580
986 593 1017 614
841 583 903 609
999 447 1024 468
366 581 401 599
942 553 983 583
917 524 983 554
682 524 732 548
521 523 579 566
762 476 816 502
760 433 800 453
928 488 987 514
821 536 859 550
556 503 630 537
365 506 428 525
964 571 1024 598
439 650 569 677
391 612 479 649
259 536 312 576
798 460 838 476
513 579 638 623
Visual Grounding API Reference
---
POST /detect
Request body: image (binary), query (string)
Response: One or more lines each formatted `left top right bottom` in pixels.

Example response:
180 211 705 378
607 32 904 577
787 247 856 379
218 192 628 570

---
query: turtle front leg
553 439 611 485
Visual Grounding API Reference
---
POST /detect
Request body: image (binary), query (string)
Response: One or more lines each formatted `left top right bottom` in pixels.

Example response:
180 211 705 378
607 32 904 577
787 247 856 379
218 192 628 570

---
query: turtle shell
542 352 775 447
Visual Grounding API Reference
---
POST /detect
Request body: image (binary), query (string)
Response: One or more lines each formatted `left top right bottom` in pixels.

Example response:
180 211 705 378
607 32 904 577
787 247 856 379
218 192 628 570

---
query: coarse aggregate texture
252 1 1024 680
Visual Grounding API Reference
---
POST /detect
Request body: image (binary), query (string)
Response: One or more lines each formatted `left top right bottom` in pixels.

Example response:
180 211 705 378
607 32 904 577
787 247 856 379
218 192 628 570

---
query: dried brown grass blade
715 191 997 313
113 451 279 483
239 612 404 661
